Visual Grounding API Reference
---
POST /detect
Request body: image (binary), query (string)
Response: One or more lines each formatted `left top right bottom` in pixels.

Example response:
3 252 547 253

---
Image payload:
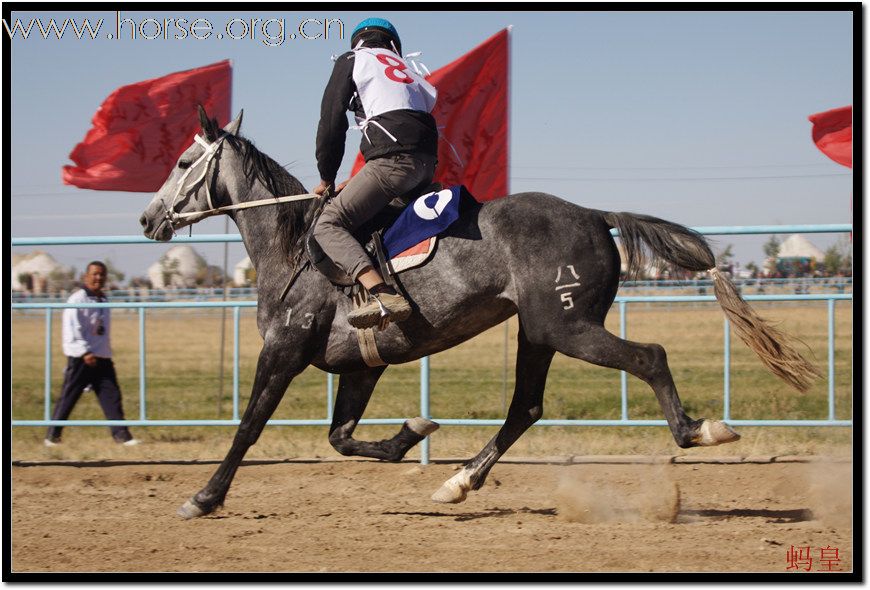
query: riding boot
348 290 412 329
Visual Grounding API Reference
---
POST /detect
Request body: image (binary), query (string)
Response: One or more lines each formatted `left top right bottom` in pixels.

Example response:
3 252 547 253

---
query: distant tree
745 261 760 278
823 237 853 276
762 235 781 275
762 235 780 259
717 244 735 268
17 272 33 292
103 258 126 286
128 276 153 289
823 246 842 276
47 268 77 292
196 265 226 287
841 251 852 275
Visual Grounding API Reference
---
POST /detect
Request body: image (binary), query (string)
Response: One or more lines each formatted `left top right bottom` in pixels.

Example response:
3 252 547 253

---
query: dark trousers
313 153 436 280
46 357 132 442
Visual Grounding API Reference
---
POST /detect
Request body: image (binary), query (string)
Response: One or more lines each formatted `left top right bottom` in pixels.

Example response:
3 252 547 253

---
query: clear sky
7 8 854 280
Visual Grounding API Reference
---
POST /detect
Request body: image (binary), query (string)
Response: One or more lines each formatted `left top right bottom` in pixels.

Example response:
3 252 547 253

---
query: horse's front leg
177 338 304 519
329 367 439 462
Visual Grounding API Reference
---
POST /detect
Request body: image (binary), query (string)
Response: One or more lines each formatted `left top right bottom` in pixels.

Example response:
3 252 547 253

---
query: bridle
160 133 318 231
157 131 330 301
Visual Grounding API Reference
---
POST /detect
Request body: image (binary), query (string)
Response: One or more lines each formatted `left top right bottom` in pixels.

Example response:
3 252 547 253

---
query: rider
312 17 438 329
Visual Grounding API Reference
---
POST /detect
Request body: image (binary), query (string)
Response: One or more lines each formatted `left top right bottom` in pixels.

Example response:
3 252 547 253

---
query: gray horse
140 109 819 518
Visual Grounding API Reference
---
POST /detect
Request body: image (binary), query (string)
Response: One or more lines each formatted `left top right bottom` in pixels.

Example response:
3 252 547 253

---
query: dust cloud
554 466 680 524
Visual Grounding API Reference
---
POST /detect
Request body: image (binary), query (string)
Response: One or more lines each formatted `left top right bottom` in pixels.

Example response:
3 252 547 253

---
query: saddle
293 183 477 367
305 182 467 291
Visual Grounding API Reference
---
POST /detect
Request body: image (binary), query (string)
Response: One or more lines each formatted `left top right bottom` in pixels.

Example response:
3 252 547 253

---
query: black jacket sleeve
315 52 356 183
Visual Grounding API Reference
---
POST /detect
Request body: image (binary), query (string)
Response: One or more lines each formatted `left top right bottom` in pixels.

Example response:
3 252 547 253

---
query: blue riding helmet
351 17 401 53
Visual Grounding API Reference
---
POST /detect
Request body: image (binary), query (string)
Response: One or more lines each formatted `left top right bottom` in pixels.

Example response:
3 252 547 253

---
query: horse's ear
223 110 243 136
198 105 210 132
197 105 219 141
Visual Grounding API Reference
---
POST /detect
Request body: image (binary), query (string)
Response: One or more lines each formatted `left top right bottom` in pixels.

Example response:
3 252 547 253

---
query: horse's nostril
139 214 149 229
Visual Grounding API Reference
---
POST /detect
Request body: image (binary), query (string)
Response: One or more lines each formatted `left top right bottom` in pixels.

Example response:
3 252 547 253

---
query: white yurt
233 256 255 287
771 234 826 276
147 245 208 289
11 251 72 292
777 234 825 261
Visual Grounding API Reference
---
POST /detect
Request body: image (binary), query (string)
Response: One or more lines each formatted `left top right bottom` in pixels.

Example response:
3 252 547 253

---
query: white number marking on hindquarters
285 308 293 326
302 313 314 329
555 265 581 310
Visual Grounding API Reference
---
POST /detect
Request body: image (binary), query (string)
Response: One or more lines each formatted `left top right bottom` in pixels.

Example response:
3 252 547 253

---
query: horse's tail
601 211 821 393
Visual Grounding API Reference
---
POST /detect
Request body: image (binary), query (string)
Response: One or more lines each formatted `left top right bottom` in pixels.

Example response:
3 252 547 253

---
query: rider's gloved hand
314 179 334 197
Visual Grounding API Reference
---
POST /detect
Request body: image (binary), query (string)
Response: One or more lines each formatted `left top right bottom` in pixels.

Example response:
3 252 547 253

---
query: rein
169 192 321 223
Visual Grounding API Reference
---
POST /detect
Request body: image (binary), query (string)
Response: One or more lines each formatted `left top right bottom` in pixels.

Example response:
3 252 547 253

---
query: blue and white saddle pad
383 185 464 259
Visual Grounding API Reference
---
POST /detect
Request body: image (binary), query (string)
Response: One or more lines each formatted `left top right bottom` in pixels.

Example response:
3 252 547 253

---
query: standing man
44 261 139 447
312 17 439 329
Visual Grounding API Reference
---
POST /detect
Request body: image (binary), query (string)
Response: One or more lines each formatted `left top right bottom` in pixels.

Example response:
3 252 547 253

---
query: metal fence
11 224 853 462
9 276 853 305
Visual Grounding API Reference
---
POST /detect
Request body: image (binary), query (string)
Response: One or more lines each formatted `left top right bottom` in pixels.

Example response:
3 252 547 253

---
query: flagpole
502 25 513 415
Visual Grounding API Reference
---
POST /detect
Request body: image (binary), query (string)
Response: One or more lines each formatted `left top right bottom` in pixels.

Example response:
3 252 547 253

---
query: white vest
352 47 437 124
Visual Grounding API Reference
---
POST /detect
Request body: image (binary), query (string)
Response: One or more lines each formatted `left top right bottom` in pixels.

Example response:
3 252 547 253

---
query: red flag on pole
808 105 852 169
62 60 232 192
351 28 510 201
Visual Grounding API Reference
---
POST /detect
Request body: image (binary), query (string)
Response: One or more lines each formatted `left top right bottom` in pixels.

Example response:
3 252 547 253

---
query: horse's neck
231 189 293 293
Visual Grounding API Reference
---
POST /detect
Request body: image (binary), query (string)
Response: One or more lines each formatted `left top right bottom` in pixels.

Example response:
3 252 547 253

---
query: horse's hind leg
556 322 739 449
329 367 439 462
432 326 555 503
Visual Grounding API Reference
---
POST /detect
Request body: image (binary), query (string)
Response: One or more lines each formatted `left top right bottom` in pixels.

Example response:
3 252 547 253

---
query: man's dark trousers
46 357 133 442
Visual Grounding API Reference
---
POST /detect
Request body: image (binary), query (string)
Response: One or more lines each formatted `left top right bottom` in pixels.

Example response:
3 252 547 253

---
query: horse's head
140 106 244 241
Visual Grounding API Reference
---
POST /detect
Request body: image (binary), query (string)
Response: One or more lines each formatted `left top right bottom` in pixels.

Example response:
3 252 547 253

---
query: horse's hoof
177 499 206 519
431 469 471 503
407 417 440 437
696 420 741 446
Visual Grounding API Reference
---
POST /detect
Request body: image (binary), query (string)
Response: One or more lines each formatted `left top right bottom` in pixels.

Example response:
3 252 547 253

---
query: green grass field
11 301 853 461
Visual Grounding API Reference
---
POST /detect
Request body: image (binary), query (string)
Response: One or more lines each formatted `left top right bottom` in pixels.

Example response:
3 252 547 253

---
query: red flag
351 29 509 201
62 60 232 192
808 105 852 169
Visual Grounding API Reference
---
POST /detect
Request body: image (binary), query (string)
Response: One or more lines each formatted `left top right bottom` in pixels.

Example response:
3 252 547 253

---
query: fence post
233 306 240 421
139 307 146 420
619 301 628 421
44 309 53 421
828 298 836 421
421 356 430 464
723 317 731 421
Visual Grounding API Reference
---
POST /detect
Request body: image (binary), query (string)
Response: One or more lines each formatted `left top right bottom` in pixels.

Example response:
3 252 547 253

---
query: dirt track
10 458 853 574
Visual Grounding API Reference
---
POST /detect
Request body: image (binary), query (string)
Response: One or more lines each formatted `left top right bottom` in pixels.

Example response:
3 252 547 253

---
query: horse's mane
200 112 314 260
223 133 311 260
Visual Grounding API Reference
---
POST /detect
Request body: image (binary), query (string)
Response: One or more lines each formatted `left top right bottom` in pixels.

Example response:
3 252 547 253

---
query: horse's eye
178 160 192 170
